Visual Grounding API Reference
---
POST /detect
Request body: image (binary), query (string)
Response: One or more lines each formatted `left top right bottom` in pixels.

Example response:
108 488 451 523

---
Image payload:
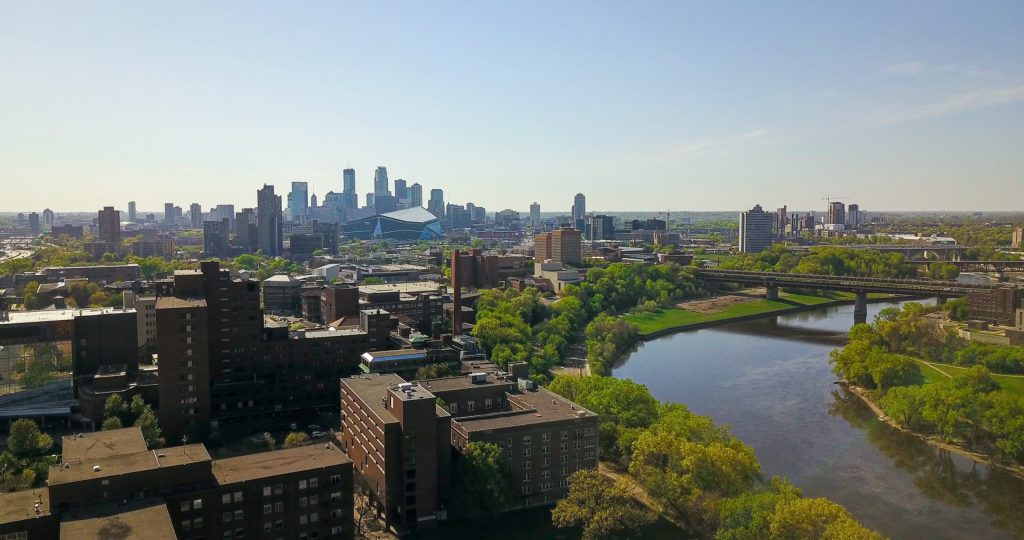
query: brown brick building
534 228 582 265
338 363 598 532
0 427 354 539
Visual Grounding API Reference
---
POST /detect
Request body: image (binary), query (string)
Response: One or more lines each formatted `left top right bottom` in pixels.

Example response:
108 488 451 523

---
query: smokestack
452 249 462 336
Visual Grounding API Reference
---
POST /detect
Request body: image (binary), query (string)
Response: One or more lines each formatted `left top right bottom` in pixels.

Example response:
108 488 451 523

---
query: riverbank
844 383 1024 481
625 291 901 340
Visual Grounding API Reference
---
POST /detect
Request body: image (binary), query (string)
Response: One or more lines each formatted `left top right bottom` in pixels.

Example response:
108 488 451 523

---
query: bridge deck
697 269 1012 296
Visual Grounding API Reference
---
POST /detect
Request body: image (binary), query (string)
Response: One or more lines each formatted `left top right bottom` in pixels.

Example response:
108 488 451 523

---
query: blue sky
2 1 1023 213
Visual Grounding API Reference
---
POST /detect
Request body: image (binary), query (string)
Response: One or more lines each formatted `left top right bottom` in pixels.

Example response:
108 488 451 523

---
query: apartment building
0 427 354 539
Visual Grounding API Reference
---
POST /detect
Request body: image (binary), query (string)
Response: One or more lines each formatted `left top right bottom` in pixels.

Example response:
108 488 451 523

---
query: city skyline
2 2 1023 212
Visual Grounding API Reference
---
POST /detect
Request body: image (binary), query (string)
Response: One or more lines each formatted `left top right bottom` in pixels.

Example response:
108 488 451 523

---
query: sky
2 1 1023 214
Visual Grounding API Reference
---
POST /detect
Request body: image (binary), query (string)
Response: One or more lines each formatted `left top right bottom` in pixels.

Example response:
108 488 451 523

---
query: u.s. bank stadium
343 206 444 241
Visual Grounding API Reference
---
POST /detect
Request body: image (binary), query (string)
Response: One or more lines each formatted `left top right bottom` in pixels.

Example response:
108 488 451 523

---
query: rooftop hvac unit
518 378 536 391
398 382 414 392
469 372 487 384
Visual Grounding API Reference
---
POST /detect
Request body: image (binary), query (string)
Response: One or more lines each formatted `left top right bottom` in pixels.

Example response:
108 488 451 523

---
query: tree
134 406 163 448
450 442 515 519
768 497 883 540
8 419 53 458
716 477 802 540
552 469 655 540
21 360 56 389
104 394 127 424
284 432 310 448
102 416 124 430
21 281 42 309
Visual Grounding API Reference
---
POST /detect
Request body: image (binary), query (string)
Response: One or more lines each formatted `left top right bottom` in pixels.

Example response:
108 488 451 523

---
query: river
613 299 1024 540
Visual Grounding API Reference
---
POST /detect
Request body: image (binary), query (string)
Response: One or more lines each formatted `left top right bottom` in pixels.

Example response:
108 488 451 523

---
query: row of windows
180 517 204 530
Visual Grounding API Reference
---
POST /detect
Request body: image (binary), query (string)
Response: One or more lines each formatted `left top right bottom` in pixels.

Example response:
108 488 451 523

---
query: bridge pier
853 292 868 325
765 286 779 300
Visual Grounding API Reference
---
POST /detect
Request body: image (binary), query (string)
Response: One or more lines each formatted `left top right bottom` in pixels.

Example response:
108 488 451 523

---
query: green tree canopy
552 469 655 540
450 442 515 520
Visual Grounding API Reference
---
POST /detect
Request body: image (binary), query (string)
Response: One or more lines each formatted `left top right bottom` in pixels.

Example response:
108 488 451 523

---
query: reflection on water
613 300 1024 540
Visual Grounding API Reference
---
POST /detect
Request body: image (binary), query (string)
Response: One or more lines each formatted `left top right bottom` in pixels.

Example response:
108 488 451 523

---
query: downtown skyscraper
342 168 358 210
257 184 283 256
287 181 309 221
373 167 390 197
572 193 586 231
409 182 423 208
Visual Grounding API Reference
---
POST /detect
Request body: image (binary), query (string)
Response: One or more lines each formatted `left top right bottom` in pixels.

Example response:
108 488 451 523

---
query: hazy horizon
2 2 1022 212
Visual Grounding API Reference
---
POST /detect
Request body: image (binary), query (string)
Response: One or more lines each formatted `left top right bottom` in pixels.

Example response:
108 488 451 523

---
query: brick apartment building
0 427 354 539
338 362 598 532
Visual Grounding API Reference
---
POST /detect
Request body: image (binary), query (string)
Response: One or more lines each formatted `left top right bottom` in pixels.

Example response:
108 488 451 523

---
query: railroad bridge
696 269 1010 324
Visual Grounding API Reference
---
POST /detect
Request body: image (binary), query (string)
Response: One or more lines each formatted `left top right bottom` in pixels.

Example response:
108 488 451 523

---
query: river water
613 299 1024 540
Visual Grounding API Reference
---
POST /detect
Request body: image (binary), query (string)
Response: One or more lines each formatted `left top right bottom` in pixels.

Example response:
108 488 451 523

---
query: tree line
830 303 1024 465
548 376 882 539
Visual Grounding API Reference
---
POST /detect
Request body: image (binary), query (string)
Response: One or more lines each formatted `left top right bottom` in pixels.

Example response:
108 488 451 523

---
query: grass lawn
913 359 1024 397
626 292 839 335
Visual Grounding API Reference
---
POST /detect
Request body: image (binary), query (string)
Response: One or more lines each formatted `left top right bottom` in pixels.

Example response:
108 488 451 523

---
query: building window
523 471 532 482
521 485 532 495
560 443 568 452
467 401 475 412
180 501 191 512
541 445 550 455
542 458 550 467
449 402 458 414
222 512 232 523
299 497 308 508
274 502 284 512
263 504 272 515
222 493 231 504
562 467 569 477
523 460 531 470
234 509 243 520
299 479 308 490
194 517 203 528
330 474 342 486
300 514 308 525
522 435 531 445
309 495 318 505
233 491 243 502
331 491 342 503
561 431 568 440
484 398 493 410
523 447 531 457
181 520 192 531
263 486 272 497
542 470 551 480
274 483 283 494
275 520 284 529
542 433 550 442
310 477 318 488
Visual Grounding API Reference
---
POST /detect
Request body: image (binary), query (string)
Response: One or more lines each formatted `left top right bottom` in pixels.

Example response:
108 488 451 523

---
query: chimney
451 249 463 336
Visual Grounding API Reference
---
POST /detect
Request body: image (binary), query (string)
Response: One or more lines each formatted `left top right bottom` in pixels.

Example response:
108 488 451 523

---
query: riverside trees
549 375 881 539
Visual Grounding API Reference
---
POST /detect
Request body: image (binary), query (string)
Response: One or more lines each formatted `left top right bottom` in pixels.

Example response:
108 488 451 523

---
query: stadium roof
381 206 437 223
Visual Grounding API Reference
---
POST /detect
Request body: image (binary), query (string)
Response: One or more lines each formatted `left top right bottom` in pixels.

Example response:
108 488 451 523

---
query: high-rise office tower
342 169 358 210
409 183 423 208
739 204 774 253
373 167 390 198
257 184 283 256
17 213 25 227
189 203 203 229
572 193 586 231
287 181 309 221
365 193 375 208
343 168 356 193
164 202 175 225
827 201 846 226
98 206 121 248
847 204 861 229
428 189 445 217
587 215 615 241
42 208 54 232
310 192 318 209
203 219 231 258
529 202 540 227
28 213 40 235
128 201 137 222
775 206 788 237
394 179 408 200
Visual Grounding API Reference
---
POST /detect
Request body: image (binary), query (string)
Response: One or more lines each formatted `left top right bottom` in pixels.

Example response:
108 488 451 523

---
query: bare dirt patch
674 289 766 314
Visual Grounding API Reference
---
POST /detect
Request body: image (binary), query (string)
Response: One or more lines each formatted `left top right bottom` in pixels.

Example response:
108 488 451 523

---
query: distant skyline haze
1 1 1022 212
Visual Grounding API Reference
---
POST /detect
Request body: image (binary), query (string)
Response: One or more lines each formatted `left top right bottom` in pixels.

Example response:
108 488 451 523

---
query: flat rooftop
0 307 137 325
212 443 350 485
419 373 513 394
50 444 211 486
341 373 405 424
0 489 50 525
60 500 177 540
154 296 206 309
362 349 427 362
454 386 598 432
359 281 442 295
62 428 149 463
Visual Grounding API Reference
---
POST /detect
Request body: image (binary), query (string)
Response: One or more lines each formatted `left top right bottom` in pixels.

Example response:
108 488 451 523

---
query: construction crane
821 196 847 206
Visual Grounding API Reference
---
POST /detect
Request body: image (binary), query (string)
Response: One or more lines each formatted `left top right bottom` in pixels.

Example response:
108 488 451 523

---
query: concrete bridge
905 260 1024 273
696 269 1006 324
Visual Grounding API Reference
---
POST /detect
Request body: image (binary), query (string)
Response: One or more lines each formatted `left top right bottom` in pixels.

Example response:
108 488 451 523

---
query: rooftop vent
470 372 487 384
92 465 101 472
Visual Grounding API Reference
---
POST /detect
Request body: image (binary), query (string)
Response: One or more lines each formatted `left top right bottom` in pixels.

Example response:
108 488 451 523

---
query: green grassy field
914 359 1024 396
625 292 841 335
